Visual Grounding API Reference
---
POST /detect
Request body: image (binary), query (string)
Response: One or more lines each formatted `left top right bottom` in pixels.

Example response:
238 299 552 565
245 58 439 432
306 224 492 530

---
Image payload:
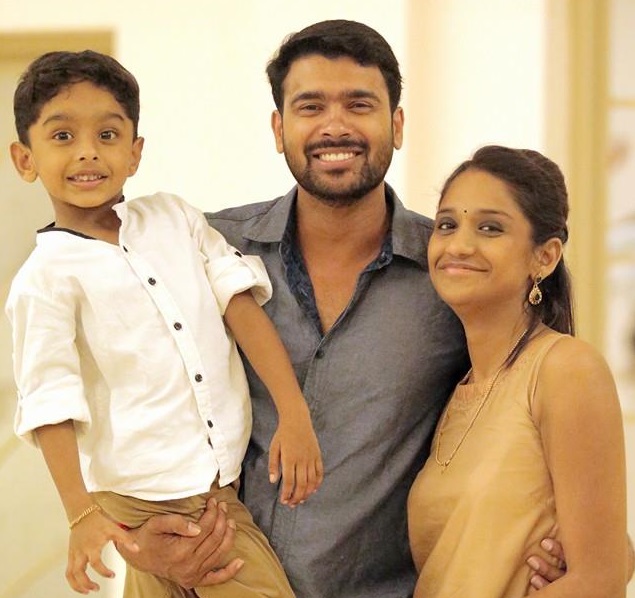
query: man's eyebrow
343 89 381 102
289 91 326 105
290 89 381 105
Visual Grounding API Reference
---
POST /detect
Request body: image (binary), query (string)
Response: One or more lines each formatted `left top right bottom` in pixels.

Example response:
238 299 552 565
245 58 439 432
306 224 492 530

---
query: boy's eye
53 131 72 141
99 130 118 140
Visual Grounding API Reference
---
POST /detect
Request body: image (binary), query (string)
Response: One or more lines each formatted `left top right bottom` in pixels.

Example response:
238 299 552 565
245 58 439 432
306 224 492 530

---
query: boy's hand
67 510 138 594
269 411 324 506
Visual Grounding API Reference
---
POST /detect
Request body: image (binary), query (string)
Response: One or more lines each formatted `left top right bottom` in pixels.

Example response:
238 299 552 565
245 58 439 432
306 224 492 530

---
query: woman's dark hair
266 19 402 113
14 49 140 145
439 145 575 356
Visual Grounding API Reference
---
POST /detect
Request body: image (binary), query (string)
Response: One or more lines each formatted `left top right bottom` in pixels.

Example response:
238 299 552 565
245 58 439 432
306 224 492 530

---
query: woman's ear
10 142 38 183
534 237 564 279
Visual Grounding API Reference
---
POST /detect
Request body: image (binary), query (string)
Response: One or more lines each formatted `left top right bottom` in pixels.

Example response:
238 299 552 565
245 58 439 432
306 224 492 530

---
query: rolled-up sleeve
7 283 91 446
189 204 272 313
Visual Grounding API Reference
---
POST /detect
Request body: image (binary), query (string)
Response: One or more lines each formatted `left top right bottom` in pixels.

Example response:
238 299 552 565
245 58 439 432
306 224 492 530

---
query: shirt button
234 250 243 257
315 348 325 359
173 322 182 331
122 246 128 252
148 277 156 285
194 373 203 382
207 420 213 428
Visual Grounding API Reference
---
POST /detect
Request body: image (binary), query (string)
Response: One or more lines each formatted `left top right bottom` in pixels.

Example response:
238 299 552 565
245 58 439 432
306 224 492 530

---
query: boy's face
10 81 143 213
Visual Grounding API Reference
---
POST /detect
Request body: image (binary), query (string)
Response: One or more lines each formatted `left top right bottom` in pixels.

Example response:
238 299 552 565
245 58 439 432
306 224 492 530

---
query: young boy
6 50 322 597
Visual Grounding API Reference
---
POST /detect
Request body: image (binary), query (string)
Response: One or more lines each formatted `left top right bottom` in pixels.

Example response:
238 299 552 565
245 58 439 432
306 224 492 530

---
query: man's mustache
304 139 369 153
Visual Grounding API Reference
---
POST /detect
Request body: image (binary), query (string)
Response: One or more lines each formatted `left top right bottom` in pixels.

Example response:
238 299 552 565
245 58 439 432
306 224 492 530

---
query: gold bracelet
69 504 102 529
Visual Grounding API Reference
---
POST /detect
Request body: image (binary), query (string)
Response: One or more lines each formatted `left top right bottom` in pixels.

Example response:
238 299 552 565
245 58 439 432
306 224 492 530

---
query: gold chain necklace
434 328 529 471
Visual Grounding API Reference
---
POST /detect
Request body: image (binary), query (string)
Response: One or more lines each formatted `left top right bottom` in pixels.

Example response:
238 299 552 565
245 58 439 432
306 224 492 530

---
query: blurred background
0 0 633 596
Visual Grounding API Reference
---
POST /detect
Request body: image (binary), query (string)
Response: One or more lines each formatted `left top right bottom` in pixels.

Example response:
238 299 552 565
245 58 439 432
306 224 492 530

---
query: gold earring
528 275 543 306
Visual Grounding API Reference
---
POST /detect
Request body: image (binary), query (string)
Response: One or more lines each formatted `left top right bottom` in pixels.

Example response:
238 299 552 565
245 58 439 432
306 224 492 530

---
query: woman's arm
530 336 628 597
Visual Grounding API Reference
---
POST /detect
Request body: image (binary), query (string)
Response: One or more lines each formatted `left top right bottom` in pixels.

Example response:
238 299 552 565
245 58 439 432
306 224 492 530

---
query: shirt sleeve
6 278 91 447
187 201 273 313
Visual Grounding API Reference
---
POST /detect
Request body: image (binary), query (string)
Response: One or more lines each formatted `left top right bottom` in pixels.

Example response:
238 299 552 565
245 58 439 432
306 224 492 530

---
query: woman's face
428 168 540 315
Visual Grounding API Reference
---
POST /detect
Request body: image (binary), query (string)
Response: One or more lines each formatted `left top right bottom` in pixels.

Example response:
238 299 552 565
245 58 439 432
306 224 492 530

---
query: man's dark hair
266 20 402 113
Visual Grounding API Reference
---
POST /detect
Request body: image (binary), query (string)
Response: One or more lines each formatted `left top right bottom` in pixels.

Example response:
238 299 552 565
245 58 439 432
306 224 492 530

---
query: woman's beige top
408 330 564 598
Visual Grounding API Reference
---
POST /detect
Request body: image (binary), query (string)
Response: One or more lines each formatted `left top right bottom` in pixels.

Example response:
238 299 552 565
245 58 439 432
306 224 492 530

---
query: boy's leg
193 483 295 598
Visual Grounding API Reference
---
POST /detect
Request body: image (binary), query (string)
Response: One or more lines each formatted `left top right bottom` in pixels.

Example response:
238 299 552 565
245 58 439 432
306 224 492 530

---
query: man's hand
528 534 635 590
116 497 242 588
527 538 566 590
629 535 635 582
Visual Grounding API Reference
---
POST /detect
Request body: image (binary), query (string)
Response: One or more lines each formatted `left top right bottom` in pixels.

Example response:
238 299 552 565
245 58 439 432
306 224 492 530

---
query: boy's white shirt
6 192 272 499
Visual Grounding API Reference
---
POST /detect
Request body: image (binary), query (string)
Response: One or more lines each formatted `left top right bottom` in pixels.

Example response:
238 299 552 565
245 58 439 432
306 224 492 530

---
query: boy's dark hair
266 19 402 113
14 49 140 145
440 145 575 348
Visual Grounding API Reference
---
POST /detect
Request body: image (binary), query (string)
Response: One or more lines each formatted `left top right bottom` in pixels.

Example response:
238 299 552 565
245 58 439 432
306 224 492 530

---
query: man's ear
392 107 404 150
534 237 564 279
271 110 284 154
10 142 38 183
128 136 145 177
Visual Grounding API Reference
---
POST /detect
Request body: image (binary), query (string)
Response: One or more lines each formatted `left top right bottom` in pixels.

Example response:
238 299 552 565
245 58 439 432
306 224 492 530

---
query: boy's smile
11 81 143 232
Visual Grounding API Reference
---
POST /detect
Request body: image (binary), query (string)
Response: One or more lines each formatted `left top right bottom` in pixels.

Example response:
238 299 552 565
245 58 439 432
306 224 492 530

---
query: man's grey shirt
208 185 468 598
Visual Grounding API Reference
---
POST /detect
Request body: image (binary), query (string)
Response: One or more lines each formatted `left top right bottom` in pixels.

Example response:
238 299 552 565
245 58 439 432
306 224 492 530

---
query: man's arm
116 496 242 588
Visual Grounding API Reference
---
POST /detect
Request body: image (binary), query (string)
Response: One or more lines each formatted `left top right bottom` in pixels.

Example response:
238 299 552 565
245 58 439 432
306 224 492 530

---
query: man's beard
284 138 394 207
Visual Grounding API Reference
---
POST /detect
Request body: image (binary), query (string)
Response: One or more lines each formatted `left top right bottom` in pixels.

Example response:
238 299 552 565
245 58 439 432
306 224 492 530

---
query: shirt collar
241 184 429 270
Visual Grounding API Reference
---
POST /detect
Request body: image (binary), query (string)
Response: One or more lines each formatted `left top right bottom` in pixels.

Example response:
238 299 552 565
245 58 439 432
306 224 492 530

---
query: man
122 20 571 597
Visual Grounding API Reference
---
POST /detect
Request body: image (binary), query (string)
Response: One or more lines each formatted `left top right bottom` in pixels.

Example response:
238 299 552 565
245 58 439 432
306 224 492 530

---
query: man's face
272 55 403 206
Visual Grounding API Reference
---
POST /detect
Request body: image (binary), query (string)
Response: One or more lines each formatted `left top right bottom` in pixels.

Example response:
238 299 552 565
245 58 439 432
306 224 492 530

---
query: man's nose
320 105 352 139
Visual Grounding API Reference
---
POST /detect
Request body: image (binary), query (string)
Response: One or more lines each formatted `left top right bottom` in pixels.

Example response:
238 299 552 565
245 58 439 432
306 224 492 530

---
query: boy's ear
127 136 144 177
10 142 38 183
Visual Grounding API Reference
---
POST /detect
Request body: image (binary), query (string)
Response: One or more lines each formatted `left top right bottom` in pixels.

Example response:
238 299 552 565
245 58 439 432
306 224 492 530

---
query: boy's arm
36 421 138 593
224 291 324 505
36 421 94 522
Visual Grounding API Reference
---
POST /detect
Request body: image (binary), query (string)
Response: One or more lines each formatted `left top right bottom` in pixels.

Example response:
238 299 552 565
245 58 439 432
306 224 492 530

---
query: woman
408 145 627 597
